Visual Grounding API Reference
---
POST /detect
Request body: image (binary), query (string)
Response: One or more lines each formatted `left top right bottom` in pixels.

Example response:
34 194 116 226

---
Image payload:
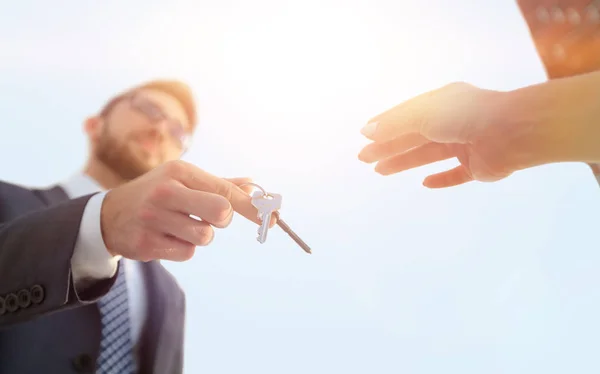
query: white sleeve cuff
71 192 121 290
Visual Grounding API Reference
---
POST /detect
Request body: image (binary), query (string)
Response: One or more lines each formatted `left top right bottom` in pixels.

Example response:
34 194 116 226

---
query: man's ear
84 116 104 140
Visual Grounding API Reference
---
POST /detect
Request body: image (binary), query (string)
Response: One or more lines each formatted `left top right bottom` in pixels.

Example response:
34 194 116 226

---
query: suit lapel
32 185 70 206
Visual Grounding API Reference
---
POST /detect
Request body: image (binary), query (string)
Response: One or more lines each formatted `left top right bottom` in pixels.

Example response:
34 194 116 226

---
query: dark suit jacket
0 181 186 374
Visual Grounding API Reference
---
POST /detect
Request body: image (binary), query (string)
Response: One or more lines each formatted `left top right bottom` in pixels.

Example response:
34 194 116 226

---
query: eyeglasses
128 95 191 152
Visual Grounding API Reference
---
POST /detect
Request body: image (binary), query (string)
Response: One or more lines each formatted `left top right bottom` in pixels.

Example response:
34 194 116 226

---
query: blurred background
2 0 600 373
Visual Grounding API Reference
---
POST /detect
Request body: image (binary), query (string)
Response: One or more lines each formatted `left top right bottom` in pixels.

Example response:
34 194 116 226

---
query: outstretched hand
358 82 519 188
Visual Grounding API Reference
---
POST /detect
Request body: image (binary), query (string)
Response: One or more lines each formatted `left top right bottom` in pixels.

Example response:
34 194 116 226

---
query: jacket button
72 354 95 373
17 289 31 308
5 293 18 313
30 285 44 304
0 296 5 315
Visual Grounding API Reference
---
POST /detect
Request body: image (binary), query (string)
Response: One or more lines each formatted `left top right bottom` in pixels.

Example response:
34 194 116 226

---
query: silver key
251 190 282 243
273 212 312 254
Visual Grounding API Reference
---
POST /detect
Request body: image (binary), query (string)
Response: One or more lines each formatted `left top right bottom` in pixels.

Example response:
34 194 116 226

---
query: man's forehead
132 88 191 128
136 87 176 101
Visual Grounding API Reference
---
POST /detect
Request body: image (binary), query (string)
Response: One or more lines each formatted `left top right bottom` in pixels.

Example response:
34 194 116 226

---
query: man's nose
149 119 170 139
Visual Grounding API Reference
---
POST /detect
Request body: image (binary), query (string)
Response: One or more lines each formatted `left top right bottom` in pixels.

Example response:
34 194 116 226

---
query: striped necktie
96 261 136 374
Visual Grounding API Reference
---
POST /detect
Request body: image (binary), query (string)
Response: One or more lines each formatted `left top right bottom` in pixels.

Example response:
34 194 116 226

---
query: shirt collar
60 172 104 199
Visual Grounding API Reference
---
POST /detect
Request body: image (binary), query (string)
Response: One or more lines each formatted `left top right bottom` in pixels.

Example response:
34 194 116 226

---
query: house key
251 190 281 243
243 183 312 254
273 211 312 254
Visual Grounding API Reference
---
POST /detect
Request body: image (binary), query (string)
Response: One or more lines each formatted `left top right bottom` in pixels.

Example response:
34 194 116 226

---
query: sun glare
209 5 385 180
127 2 449 184
221 5 381 112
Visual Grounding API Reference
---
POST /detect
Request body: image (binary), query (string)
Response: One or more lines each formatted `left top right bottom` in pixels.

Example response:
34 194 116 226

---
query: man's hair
99 79 198 130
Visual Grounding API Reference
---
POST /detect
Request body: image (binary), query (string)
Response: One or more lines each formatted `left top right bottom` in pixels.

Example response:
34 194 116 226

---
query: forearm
0 196 117 327
504 70 600 170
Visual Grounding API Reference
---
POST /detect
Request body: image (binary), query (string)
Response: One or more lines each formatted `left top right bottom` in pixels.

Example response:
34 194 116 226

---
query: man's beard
95 127 157 181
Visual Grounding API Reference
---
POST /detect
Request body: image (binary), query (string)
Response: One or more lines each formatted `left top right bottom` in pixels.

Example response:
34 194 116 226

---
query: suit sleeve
0 194 119 328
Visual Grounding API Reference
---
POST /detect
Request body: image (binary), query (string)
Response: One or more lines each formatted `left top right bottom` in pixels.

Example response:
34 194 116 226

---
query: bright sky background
2 1 600 373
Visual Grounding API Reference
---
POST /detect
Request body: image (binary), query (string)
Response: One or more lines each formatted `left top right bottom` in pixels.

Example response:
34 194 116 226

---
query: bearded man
0 79 263 374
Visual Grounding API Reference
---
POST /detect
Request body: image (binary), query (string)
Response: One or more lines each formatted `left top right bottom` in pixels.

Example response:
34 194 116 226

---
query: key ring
238 182 269 198
239 181 311 253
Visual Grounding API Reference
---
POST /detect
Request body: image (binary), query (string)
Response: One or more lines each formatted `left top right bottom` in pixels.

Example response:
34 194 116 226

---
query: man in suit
0 79 268 373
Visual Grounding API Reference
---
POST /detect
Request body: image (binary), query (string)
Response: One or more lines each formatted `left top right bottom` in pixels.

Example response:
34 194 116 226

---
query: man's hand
358 82 520 188
100 160 270 262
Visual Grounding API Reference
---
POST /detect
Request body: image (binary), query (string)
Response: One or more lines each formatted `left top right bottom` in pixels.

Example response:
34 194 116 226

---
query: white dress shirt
61 173 147 348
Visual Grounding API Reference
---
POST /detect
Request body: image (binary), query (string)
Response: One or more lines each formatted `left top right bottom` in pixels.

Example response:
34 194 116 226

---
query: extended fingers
360 82 483 144
360 86 445 142
359 133 430 163
422 165 473 188
374 142 455 175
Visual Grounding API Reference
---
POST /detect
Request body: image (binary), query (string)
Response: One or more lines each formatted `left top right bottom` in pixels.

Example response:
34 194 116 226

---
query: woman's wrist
500 71 600 171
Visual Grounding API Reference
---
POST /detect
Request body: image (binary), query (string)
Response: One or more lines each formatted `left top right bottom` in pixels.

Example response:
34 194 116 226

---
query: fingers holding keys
165 165 278 228
225 177 278 227
224 177 255 194
224 178 277 226
169 162 265 225
220 177 277 225
100 160 277 262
